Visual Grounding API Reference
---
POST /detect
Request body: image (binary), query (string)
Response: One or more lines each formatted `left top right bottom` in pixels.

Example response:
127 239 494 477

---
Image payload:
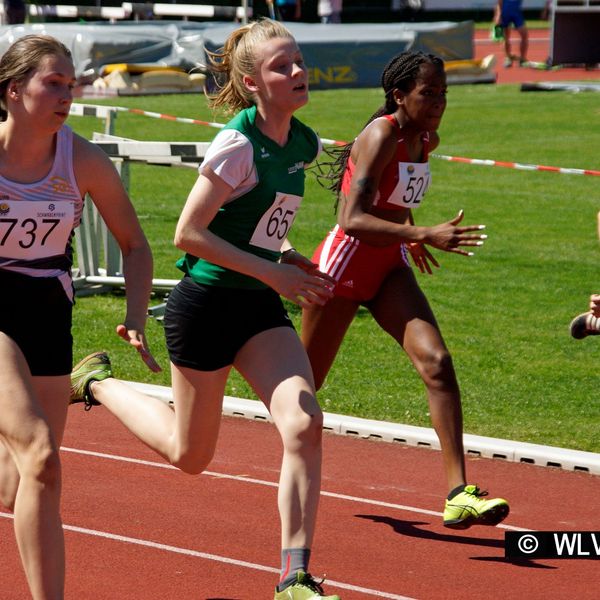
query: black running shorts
0 269 73 376
163 277 294 371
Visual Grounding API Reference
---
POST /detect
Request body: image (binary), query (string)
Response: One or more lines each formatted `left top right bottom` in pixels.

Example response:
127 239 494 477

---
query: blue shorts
500 3 525 29
163 277 294 371
0 269 73 376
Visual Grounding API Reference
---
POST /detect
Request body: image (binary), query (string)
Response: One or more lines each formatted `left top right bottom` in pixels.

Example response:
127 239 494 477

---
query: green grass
70 85 600 453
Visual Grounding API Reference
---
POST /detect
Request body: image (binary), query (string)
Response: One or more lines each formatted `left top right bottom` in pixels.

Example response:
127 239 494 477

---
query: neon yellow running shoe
443 484 509 530
274 571 340 600
70 352 112 411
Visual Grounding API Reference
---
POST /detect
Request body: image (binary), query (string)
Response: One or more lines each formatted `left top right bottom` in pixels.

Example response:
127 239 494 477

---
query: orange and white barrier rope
71 103 600 177
430 153 600 177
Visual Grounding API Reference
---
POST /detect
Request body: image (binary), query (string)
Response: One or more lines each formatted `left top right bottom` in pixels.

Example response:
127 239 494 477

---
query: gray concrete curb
123 381 600 476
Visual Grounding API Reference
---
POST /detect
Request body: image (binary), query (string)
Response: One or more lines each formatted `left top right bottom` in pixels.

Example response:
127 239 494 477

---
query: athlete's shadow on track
356 514 556 569
356 513 503 548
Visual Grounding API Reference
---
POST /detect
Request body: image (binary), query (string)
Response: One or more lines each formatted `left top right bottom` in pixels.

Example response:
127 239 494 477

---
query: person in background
0 34 157 599
3 0 26 24
302 50 510 531
276 0 301 21
70 18 340 600
570 294 600 338
318 0 343 24
494 0 529 68
541 0 552 21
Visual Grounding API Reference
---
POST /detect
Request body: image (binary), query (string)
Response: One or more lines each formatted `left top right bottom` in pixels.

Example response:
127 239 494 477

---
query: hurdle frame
0 2 252 24
70 104 207 296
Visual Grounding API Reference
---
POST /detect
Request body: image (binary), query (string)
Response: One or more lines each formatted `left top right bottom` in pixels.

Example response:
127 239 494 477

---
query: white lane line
61 446 529 532
0 512 414 600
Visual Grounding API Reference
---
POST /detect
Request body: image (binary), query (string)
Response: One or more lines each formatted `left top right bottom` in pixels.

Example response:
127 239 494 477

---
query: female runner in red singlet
302 51 510 530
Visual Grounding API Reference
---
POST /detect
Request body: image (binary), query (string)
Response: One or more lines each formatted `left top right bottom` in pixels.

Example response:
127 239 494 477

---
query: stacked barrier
0 2 250 23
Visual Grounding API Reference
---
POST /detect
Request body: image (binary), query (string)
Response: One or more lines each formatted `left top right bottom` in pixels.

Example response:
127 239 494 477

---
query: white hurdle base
122 380 600 476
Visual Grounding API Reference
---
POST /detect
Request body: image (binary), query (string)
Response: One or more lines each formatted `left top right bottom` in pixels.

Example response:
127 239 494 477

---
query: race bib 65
249 192 302 251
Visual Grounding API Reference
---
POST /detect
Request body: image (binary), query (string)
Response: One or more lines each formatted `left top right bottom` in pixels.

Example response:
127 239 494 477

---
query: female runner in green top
71 19 340 600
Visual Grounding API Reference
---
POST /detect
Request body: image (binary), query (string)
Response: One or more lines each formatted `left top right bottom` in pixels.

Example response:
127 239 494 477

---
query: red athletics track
1 406 598 600
474 27 600 85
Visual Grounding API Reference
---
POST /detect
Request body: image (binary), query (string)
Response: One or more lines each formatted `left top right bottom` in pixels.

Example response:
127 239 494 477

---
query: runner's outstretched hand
116 323 162 372
424 210 487 256
407 242 440 274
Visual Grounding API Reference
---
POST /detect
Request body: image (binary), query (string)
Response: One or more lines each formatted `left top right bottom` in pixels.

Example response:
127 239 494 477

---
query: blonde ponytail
207 18 294 114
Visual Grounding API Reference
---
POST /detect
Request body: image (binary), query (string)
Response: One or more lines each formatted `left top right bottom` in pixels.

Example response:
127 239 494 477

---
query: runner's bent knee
170 443 216 475
415 348 456 389
278 398 323 452
18 426 62 490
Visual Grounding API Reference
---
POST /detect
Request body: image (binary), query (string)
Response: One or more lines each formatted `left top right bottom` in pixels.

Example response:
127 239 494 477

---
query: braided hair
314 51 444 206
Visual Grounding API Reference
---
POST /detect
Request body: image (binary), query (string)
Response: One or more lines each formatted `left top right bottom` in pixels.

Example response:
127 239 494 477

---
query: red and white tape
71 103 600 177
430 153 600 177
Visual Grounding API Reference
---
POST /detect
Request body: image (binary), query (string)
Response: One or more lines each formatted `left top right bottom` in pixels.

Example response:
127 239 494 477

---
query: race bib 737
0 200 75 260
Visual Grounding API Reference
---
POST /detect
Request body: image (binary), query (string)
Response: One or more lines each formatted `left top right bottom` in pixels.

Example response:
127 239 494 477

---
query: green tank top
176 105 319 289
